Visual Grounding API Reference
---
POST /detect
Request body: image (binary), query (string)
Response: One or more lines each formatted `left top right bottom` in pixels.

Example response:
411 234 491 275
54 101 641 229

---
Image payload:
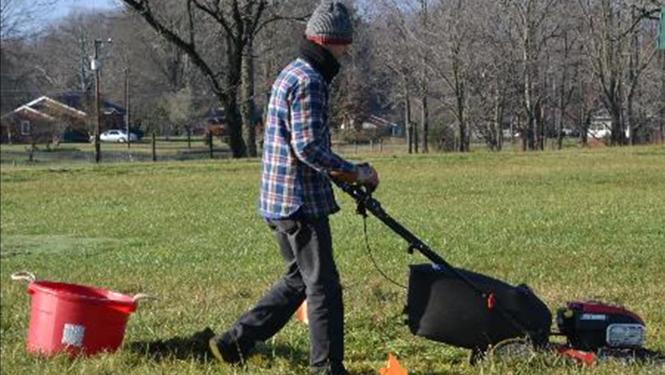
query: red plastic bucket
12 272 150 356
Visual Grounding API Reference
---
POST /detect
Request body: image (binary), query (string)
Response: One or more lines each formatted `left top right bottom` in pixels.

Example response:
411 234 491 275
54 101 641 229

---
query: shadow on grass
126 327 215 363
253 341 309 368
126 327 309 368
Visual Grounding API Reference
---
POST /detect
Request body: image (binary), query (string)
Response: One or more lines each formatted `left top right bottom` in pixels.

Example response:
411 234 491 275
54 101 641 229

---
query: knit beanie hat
305 1 353 45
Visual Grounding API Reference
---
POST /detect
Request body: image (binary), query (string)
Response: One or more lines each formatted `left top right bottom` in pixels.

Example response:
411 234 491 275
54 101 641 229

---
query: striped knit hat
305 1 353 45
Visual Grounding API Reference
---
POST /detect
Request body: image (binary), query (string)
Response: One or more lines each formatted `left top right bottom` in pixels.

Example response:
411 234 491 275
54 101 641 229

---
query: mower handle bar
334 180 451 267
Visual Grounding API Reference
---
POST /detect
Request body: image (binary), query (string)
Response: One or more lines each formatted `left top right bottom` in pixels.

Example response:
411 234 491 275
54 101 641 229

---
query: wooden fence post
27 142 35 162
152 132 156 162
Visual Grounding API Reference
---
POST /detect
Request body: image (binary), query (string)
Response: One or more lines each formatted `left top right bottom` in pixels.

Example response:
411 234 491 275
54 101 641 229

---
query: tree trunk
627 5 639 146
241 38 257 157
413 116 419 154
457 107 467 152
537 101 545 150
610 104 624 146
419 0 428 154
627 90 635 145
404 86 413 154
493 83 503 151
523 82 536 151
225 36 247 157
581 110 590 147
557 75 565 150
421 95 429 153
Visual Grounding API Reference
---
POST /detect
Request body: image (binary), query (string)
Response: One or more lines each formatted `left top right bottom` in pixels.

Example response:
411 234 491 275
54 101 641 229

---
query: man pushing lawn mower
207 1 664 372
208 2 378 374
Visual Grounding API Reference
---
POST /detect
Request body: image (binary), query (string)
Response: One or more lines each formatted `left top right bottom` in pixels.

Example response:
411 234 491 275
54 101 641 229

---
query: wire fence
1 134 226 165
1 136 410 166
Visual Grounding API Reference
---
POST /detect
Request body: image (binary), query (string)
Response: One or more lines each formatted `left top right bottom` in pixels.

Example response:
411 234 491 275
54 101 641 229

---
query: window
20 120 31 135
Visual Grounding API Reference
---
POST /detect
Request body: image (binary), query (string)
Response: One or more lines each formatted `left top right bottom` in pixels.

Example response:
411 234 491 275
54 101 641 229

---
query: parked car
96 129 139 143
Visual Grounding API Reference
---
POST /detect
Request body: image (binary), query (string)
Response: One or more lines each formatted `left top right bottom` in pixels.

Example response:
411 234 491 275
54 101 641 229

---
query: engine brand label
580 313 607 321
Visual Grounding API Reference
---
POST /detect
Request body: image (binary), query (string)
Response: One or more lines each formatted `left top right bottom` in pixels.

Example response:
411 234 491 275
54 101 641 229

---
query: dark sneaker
310 364 349 375
208 332 252 365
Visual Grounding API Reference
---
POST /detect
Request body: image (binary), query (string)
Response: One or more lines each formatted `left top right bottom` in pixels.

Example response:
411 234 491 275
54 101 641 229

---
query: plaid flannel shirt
260 58 356 219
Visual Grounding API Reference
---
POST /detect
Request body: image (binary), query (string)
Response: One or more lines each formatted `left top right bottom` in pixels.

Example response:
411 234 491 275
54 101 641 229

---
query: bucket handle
10 271 36 283
133 293 157 303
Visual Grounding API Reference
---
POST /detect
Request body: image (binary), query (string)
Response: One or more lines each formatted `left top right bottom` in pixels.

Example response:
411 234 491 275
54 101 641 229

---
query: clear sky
47 0 121 22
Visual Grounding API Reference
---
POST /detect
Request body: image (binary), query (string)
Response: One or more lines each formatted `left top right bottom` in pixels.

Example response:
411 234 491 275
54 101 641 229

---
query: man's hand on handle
330 162 379 192
356 163 379 192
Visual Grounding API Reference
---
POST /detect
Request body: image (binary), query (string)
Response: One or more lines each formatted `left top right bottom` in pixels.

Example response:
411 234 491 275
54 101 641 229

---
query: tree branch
120 0 224 97
191 0 233 37
254 13 309 36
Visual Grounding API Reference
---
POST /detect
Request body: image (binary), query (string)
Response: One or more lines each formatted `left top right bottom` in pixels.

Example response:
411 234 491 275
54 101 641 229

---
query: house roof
11 106 57 121
362 115 399 129
54 92 126 115
2 92 126 121
24 95 87 117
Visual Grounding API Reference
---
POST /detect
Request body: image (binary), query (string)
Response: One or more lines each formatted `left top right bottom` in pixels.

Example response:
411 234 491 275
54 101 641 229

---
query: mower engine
557 301 646 351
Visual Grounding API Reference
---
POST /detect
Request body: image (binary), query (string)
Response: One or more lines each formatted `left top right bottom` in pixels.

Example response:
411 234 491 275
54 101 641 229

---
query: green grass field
1 146 664 374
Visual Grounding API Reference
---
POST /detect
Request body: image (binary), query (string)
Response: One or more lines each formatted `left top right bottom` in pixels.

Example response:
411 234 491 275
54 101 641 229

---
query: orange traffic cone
295 300 308 325
379 353 408 375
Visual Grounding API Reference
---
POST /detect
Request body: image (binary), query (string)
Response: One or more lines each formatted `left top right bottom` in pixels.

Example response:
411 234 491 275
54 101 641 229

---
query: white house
340 115 403 137
588 112 630 139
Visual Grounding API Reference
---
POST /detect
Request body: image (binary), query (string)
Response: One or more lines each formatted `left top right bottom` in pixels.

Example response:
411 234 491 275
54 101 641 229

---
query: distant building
0 92 125 144
340 115 403 138
588 111 630 139
194 106 263 137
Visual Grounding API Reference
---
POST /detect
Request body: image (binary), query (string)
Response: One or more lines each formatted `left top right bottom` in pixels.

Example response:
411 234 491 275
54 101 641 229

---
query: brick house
0 92 125 144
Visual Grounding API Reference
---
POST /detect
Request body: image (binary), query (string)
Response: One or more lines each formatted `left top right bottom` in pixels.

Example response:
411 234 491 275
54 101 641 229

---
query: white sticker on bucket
62 324 85 347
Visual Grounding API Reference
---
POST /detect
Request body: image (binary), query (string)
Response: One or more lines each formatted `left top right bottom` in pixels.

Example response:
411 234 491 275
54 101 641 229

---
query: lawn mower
334 181 663 366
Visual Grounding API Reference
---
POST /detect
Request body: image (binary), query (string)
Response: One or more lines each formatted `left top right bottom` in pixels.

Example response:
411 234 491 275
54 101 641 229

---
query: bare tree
1 0 56 113
120 0 256 157
1 0 55 39
499 0 561 151
576 0 661 145
6 0 664 152
403 0 482 152
372 1 421 153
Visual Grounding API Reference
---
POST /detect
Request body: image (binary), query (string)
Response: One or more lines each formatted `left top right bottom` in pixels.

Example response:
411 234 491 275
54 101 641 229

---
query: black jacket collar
298 38 341 84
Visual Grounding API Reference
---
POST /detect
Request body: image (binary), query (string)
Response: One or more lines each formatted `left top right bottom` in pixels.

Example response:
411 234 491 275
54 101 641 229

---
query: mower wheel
489 337 536 362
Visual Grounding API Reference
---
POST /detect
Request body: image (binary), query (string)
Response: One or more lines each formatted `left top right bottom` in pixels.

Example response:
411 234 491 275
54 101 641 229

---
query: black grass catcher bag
405 264 552 350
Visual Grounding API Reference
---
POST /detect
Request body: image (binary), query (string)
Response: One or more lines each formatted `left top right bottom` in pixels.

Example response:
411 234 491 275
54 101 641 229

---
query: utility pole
91 38 112 163
93 40 102 163
124 67 130 149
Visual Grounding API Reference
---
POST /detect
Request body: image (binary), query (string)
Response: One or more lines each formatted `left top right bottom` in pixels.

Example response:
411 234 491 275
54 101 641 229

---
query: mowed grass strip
1 146 664 374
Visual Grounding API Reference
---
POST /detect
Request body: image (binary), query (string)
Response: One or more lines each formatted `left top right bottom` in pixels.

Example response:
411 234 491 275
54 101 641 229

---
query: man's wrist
330 169 358 183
